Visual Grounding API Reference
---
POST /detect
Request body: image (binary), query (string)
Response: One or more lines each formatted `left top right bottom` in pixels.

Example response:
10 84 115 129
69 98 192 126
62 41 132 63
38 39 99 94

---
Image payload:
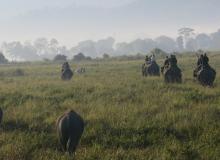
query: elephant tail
67 137 76 155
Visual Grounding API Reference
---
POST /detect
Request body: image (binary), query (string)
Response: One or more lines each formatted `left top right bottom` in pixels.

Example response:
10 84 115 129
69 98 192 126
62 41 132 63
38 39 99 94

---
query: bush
53 54 67 62
0 52 8 64
149 48 168 58
73 53 92 61
12 69 25 76
103 53 110 59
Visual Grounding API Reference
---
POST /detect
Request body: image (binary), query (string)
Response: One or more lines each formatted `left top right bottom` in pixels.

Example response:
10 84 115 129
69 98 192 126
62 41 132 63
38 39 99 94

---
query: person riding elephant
170 54 177 65
145 55 151 65
161 56 170 73
150 54 155 63
142 54 160 76
194 53 216 86
163 55 182 83
203 53 209 65
197 54 204 66
164 56 169 66
61 62 73 80
194 54 204 78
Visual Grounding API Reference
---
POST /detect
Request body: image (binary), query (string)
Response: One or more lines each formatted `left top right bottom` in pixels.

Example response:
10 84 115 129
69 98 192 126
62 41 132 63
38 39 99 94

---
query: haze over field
0 0 220 60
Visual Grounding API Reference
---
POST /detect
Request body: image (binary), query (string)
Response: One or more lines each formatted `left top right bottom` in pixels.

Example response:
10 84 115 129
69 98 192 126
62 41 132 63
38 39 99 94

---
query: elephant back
61 68 73 80
57 111 84 154
147 61 160 76
198 66 216 86
164 66 182 83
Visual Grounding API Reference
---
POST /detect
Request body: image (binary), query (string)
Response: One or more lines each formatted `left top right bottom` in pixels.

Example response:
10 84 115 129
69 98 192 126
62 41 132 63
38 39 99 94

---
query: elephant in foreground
57 110 84 155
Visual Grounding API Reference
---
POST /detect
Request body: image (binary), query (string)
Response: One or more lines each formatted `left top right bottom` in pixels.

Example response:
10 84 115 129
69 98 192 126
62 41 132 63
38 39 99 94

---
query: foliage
73 53 92 62
0 52 8 64
53 54 67 62
103 53 110 59
149 48 168 58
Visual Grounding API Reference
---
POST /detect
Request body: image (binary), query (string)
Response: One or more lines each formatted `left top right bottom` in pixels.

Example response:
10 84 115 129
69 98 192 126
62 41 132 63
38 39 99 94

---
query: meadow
0 53 219 160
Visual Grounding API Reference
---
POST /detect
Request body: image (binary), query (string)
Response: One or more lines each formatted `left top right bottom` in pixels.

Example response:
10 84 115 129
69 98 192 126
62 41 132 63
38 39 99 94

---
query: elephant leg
67 137 79 155
59 136 68 151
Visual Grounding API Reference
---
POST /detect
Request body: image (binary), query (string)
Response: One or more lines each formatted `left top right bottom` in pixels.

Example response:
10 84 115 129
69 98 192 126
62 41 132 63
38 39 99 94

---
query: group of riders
144 54 156 65
143 54 178 74
142 52 216 86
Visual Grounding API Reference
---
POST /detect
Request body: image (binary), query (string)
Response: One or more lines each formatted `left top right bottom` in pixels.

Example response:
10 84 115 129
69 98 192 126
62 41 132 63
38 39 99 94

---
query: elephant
142 61 160 76
162 55 182 83
197 66 216 86
57 110 84 155
194 54 216 86
61 62 73 80
164 65 182 83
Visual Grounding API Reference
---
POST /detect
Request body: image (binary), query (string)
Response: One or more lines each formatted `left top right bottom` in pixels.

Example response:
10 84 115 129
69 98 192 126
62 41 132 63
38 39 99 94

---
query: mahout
162 55 182 83
193 53 216 86
142 54 160 76
61 62 73 80
57 110 84 155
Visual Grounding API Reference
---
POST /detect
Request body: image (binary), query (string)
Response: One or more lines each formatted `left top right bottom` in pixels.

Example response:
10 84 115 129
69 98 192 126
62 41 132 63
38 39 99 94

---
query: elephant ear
56 114 66 130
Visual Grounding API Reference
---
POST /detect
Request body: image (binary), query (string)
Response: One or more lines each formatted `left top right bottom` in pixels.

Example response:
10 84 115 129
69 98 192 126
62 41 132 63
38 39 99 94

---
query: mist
1 29 220 61
0 0 220 61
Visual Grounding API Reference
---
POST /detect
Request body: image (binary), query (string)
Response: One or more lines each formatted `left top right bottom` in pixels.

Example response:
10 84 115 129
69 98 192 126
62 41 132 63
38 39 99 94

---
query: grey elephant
163 55 182 83
57 110 84 155
61 62 73 80
194 54 216 86
142 61 160 77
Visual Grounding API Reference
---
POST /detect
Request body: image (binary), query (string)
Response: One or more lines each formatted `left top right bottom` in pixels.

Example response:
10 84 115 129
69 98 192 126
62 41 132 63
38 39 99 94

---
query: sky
0 0 220 47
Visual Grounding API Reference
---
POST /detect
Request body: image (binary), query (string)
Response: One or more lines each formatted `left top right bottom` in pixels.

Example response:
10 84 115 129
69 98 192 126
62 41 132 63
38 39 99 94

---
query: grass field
0 54 219 160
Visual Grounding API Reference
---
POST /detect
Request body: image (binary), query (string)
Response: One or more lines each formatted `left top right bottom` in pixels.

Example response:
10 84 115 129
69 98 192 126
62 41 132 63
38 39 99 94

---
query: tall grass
0 54 219 160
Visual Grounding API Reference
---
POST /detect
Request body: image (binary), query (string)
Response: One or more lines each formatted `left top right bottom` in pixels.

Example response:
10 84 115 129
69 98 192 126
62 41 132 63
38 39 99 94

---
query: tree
176 36 184 51
53 54 67 61
150 48 168 58
155 36 176 52
1 41 40 61
103 53 110 59
178 28 195 39
178 28 195 49
0 52 8 64
50 38 59 48
73 53 86 61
